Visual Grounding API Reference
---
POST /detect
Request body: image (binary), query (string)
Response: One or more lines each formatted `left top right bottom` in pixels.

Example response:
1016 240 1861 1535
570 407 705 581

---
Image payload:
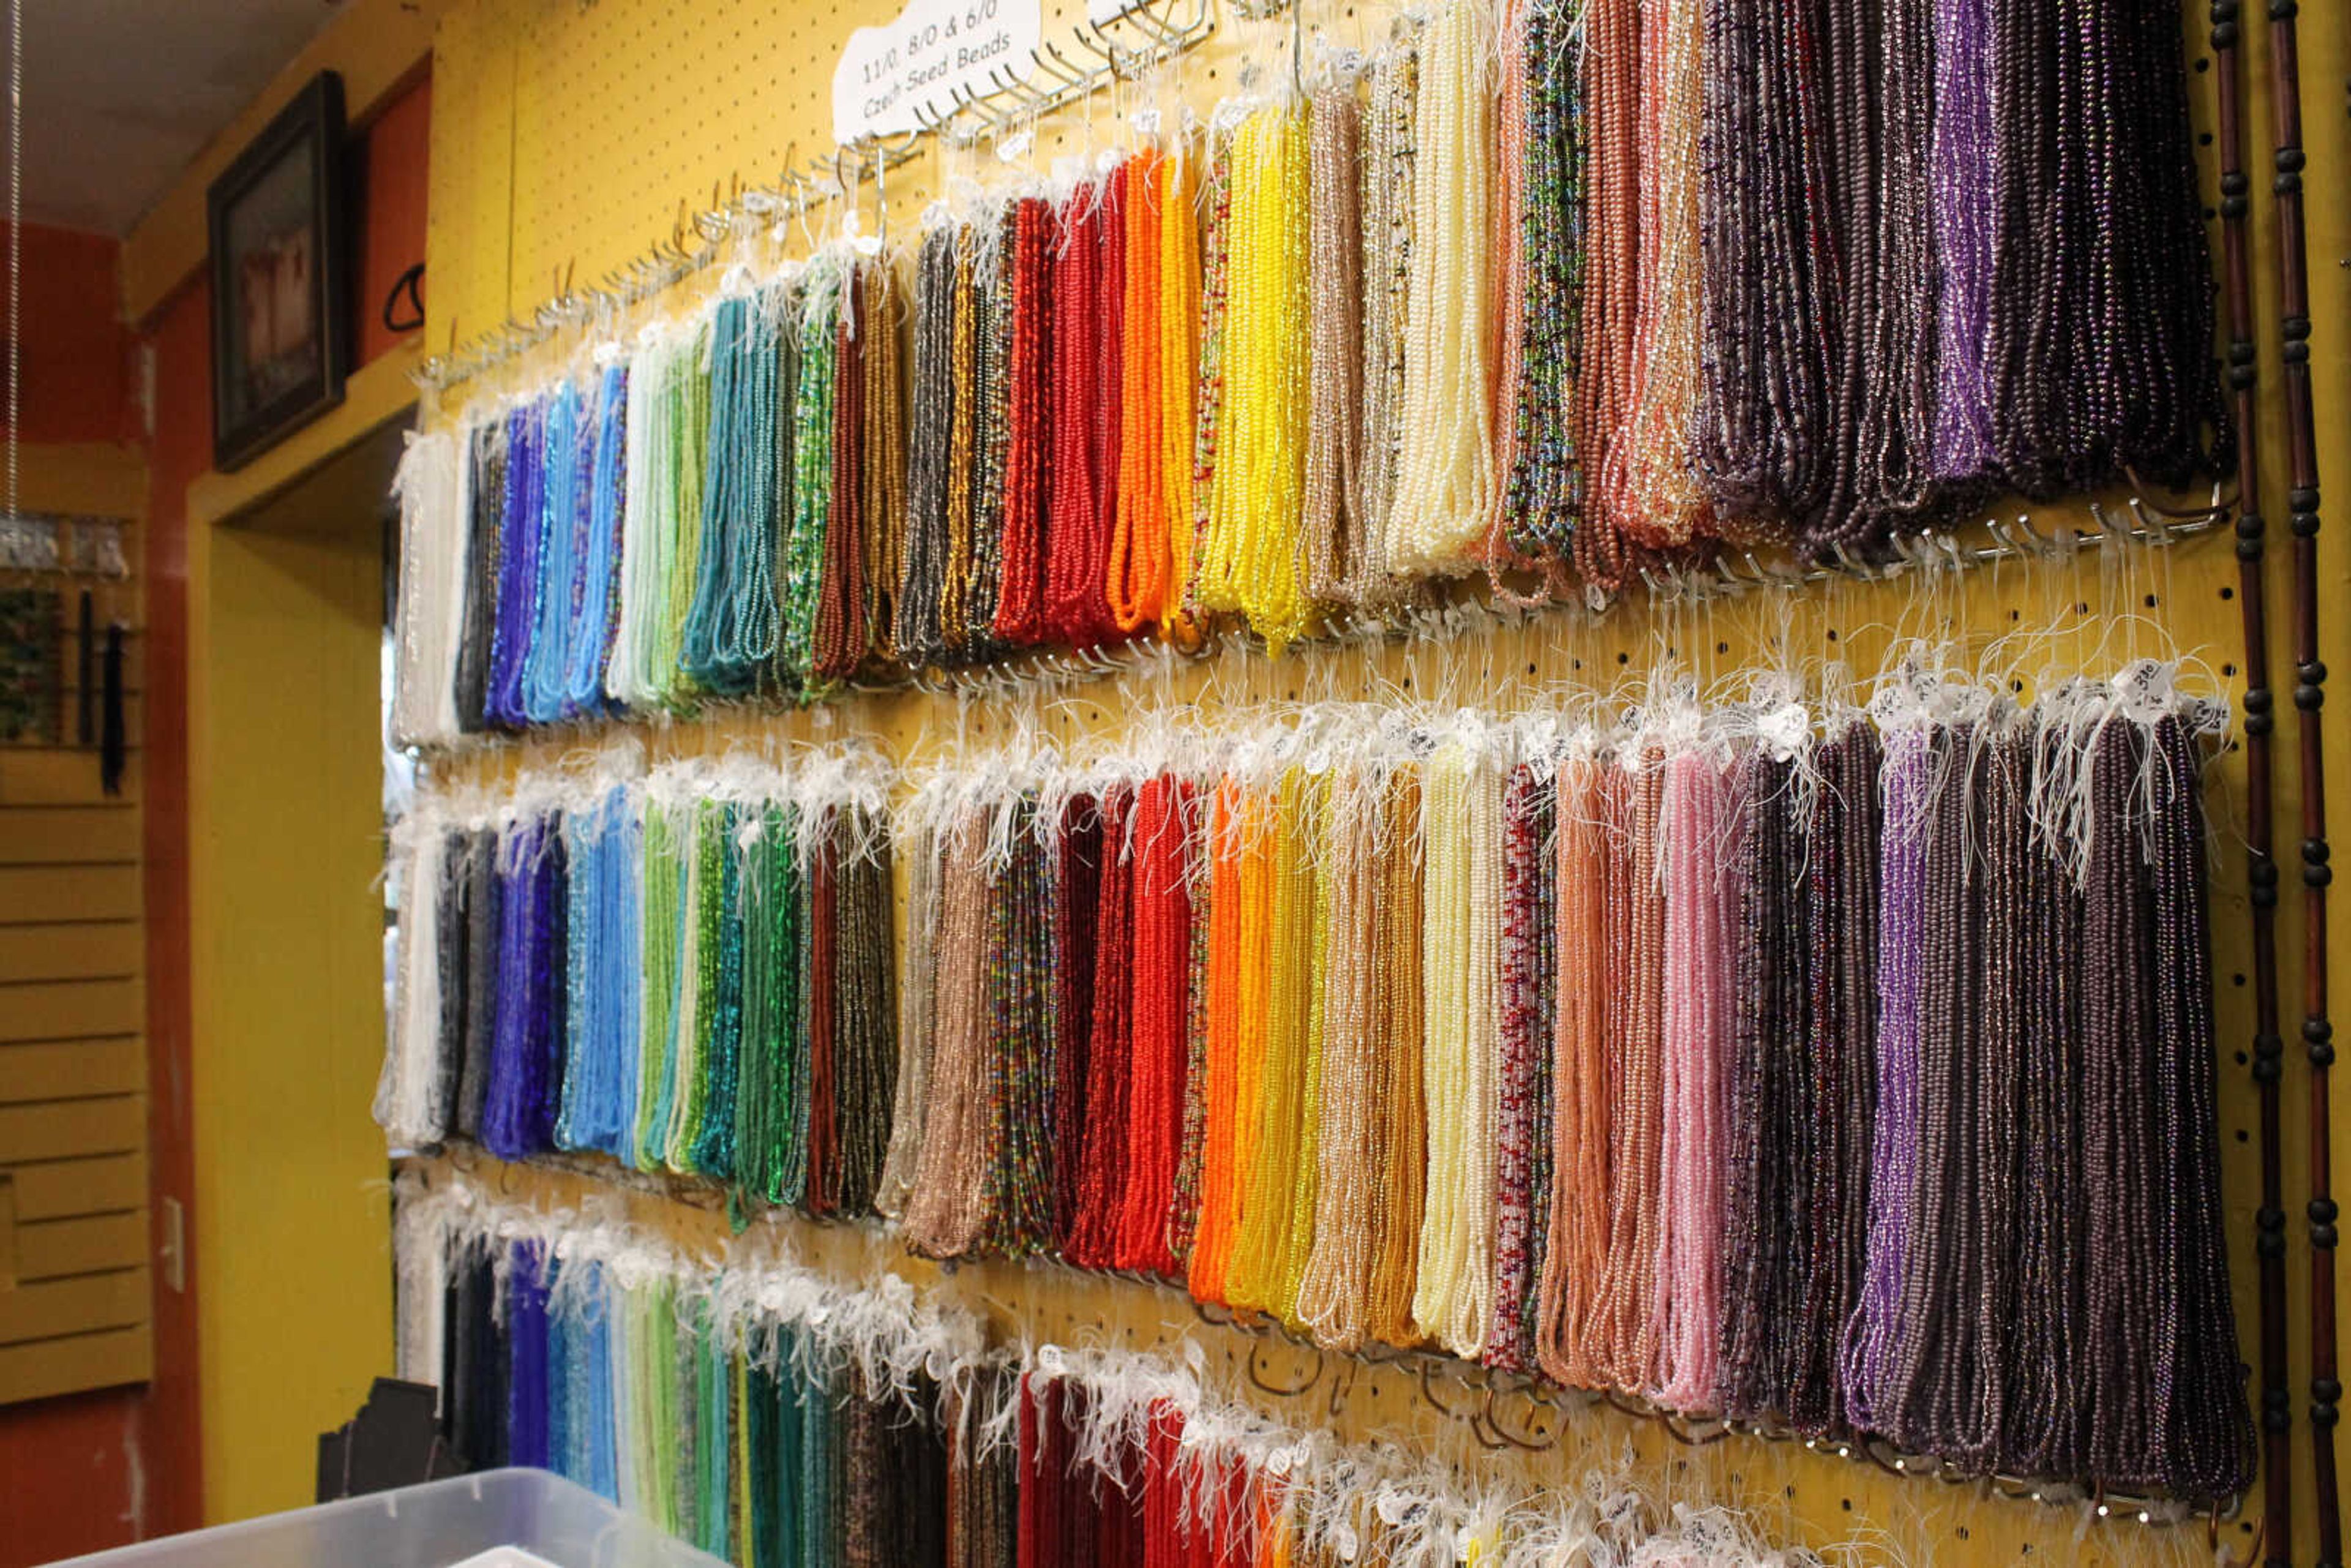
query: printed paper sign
833 0 1043 144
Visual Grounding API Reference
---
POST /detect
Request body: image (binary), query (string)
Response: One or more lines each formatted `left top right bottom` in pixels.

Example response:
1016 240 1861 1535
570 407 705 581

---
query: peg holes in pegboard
502 0 881 315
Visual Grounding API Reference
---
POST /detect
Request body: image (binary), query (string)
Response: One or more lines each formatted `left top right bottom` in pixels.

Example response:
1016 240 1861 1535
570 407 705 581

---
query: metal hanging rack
414 0 1215 396
888 492 2235 701
1179 1277 2244 1532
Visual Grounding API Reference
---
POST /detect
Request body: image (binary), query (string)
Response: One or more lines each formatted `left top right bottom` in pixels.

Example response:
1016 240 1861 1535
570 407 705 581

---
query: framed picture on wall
206 71 351 473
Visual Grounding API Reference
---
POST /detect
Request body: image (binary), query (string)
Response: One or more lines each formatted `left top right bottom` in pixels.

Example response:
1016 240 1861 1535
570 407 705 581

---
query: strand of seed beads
937 230 978 658
860 261 907 669
1714 742 1798 1421
992 198 1054 648
902 809 994 1258
1108 150 1168 636
1044 184 1106 648
1796 721 1882 1441
1411 741 1481 1354
1187 777 1251 1305
779 279 838 686
655 320 711 705
1485 0 1580 601
1301 73 1365 607
1485 755 1556 1371
1185 125 1236 632
1294 759 1381 1350
1165 768 1214 1272
1367 766 1428 1348
1049 793 1104 1248
982 806 1059 1254
2146 705 2257 1498
898 228 957 667
1067 785 1137 1267
1277 765 1333 1322
830 817 898 1217
1651 742 1733 1410
812 271 869 685
1572 0 1642 592
1084 158 1128 645
1153 144 1202 642
1388 0 1498 577
1536 750 1610 1389
1228 768 1319 1318
961 209 1014 661
1603 0 1715 552
1113 774 1192 1275
876 808 937 1218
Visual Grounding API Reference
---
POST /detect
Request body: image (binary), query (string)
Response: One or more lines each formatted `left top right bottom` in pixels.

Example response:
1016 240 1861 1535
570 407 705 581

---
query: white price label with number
833 0 1043 144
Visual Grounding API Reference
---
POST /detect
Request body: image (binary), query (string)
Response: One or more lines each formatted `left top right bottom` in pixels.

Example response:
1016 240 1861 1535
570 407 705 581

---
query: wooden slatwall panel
0 525 151 1403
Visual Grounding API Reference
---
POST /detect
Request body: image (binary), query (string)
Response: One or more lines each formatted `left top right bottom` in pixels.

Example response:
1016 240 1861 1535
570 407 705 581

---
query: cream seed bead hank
1385 0 1498 579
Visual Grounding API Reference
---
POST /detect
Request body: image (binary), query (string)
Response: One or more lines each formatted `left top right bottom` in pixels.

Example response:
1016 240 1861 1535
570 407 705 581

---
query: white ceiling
13 0 343 236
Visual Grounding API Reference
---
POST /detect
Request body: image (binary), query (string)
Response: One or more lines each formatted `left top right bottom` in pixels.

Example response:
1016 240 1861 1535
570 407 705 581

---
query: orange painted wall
0 234 192 1567
0 73 426 1567
351 76 432 367
0 222 137 446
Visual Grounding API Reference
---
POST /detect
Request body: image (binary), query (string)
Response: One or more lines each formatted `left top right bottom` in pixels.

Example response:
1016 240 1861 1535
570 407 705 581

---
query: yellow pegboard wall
430 0 1406 378
410 0 2351 1562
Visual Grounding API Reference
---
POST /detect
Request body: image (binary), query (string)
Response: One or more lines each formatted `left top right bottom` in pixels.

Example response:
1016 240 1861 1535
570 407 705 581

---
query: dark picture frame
206 72 350 473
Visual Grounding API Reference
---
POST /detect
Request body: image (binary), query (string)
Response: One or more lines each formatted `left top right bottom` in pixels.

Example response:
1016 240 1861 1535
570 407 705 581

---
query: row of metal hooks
868 490 2232 707
1189 1294 2245 1538
1622 482 2229 608
428 1137 2250 1555
402 483 2227 772
415 0 1215 396
915 0 1217 146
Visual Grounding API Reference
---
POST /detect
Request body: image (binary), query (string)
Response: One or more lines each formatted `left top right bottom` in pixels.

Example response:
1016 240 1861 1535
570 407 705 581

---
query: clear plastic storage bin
46 1468 731 1568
